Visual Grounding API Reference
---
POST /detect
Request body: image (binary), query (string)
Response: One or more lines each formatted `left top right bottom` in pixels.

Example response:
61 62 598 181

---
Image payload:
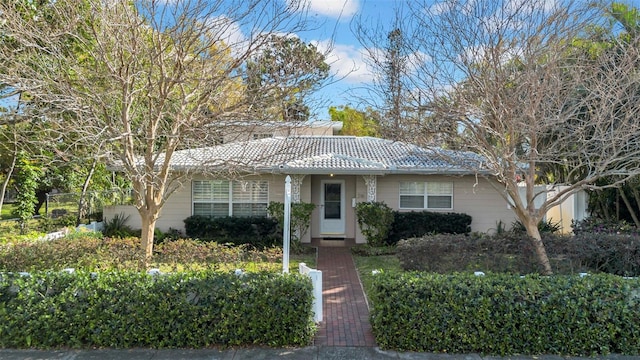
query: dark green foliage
573 217 639 235
396 233 540 274
387 211 472 244
102 213 136 238
12 153 42 233
396 233 640 276
355 202 395 247
183 216 279 248
0 270 315 348
511 218 561 234
369 272 640 355
559 233 640 276
266 201 315 252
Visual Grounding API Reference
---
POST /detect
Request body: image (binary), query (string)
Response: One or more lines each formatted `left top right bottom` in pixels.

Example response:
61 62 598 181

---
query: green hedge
387 211 472 244
370 272 640 355
0 271 315 348
183 216 279 247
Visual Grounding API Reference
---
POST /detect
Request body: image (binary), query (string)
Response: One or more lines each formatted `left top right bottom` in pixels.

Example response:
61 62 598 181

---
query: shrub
369 272 640 355
154 240 282 272
355 202 395 247
0 270 315 348
183 215 279 248
350 244 397 257
396 232 640 276
0 234 143 272
510 218 561 234
572 217 639 236
102 213 136 238
387 211 472 245
396 233 540 274
267 201 316 253
558 233 640 276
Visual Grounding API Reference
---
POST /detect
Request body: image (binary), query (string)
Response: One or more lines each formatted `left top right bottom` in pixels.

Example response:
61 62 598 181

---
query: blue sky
291 0 406 119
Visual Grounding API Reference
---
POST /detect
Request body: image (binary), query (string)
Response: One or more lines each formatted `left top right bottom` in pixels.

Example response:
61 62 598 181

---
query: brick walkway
313 246 376 347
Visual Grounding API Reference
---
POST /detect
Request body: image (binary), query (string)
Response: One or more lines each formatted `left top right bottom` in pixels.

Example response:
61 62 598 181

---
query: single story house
104 121 586 244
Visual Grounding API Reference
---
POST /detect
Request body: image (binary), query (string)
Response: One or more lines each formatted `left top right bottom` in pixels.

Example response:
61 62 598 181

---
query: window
399 181 453 210
193 180 268 217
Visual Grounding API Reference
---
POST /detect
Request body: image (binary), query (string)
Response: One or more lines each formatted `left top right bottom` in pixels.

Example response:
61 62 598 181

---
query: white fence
40 221 104 241
299 262 322 323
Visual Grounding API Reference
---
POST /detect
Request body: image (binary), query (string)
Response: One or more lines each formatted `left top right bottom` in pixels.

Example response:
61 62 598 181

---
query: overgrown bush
267 201 316 253
102 213 137 238
557 233 640 276
387 211 472 245
355 202 395 247
396 232 640 276
155 240 282 272
0 234 142 272
183 215 279 248
370 272 640 355
0 270 315 348
510 218 561 234
572 217 639 236
396 233 540 274
0 234 285 272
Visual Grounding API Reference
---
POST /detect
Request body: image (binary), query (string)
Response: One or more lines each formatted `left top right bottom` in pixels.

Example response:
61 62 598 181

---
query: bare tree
353 8 455 146
0 0 318 266
358 0 640 274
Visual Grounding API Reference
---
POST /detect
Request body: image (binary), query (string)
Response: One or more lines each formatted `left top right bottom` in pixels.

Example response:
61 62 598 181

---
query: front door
320 180 345 235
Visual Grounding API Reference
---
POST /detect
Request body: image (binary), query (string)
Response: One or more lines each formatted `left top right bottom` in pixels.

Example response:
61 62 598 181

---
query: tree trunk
139 214 157 270
523 219 553 275
619 188 640 227
0 151 17 217
76 158 98 226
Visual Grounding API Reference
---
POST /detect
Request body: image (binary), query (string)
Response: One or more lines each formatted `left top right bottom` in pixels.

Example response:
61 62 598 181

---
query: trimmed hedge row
369 272 640 355
184 216 280 248
387 211 472 245
0 271 315 348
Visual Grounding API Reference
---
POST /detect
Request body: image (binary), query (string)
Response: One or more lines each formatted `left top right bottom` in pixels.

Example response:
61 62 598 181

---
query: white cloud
205 15 248 56
314 40 374 84
289 0 360 19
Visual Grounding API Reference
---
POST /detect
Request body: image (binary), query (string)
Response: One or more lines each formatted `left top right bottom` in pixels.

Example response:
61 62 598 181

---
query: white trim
398 181 454 210
320 179 346 234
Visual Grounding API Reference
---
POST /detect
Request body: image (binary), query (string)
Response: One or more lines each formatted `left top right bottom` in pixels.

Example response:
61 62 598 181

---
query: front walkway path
313 246 376 347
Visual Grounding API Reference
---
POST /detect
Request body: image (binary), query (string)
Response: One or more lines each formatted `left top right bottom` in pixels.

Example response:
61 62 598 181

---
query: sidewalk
5 347 637 360
314 246 376 347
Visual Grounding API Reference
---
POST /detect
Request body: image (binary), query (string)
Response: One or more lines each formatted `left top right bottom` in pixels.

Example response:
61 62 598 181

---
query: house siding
375 175 516 235
104 173 518 242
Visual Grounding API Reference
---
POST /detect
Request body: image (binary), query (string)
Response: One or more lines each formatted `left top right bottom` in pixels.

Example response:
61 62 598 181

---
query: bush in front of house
396 233 541 274
0 234 284 272
183 215 280 248
369 272 640 355
387 211 472 245
553 233 640 277
0 270 315 348
355 202 395 247
396 232 640 276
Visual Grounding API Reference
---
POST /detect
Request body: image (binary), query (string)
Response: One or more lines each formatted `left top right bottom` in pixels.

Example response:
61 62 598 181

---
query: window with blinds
192 180 268 217
399 181 453 210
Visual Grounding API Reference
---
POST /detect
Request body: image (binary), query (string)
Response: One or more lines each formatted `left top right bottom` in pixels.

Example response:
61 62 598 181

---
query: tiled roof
166 136 484 175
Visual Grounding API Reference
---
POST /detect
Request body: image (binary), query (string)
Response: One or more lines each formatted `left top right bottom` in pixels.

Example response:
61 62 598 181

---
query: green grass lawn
353 253 402 301
0 203 16 220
